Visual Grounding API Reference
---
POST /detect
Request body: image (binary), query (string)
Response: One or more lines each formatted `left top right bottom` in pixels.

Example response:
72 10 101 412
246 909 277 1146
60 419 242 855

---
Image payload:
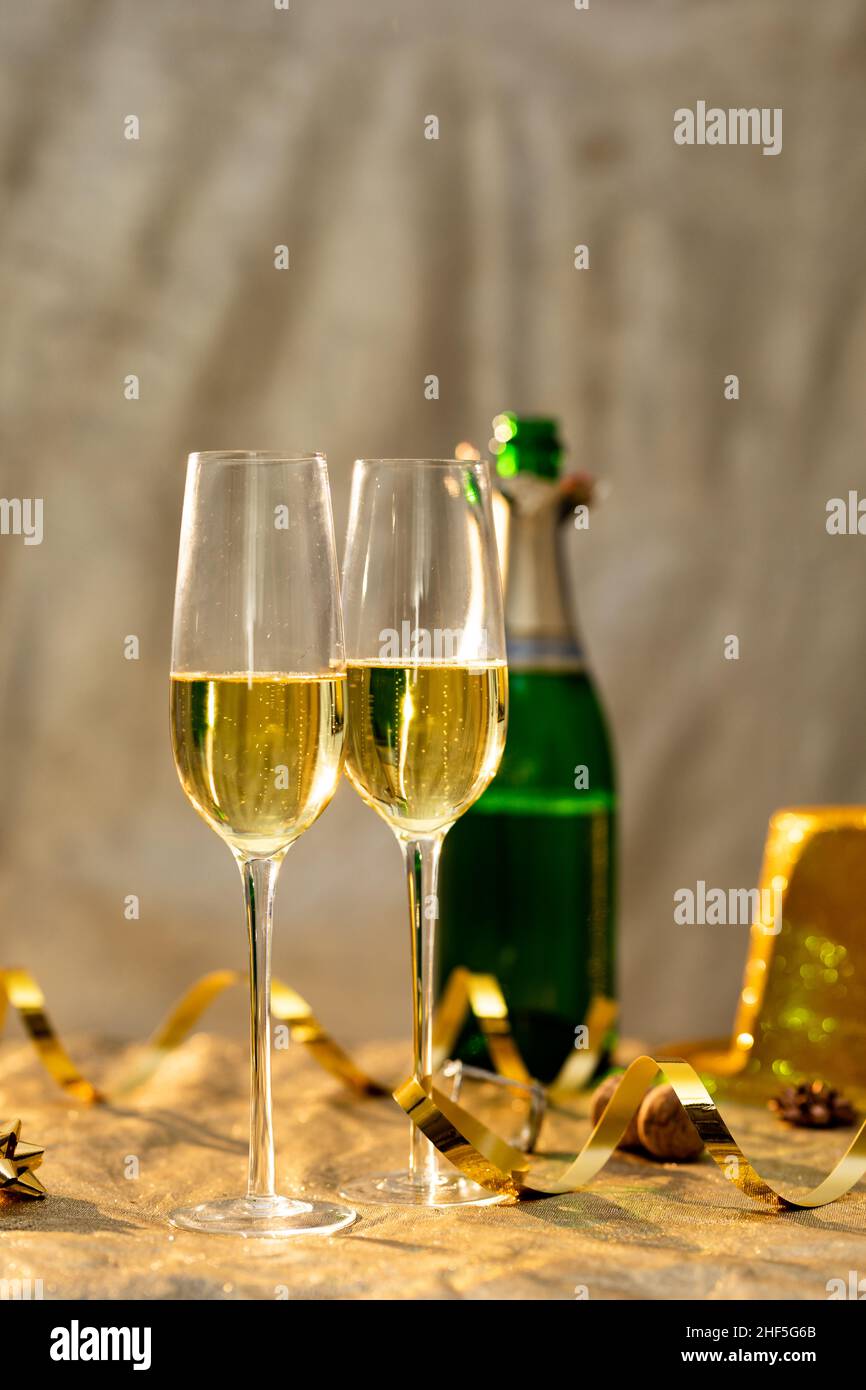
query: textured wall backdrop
1 0 865 1051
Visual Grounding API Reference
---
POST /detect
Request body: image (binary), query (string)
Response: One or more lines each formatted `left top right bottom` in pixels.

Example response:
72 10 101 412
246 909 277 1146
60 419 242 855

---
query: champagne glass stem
400 833 444 1186
239 854 282 1201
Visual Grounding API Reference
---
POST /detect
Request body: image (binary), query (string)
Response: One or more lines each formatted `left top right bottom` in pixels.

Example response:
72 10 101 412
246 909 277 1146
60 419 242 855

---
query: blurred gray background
1 0 865 1050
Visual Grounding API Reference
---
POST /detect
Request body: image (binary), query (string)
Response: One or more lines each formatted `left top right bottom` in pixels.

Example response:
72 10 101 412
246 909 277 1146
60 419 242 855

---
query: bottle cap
491 414 562 481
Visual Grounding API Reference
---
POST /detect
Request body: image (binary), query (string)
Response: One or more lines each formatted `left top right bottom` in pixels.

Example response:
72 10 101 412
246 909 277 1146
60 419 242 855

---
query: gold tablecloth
2 1035 864 1301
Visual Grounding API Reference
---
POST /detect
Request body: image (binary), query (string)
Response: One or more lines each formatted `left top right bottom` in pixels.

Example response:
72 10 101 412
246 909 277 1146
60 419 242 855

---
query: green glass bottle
438 415 617 1082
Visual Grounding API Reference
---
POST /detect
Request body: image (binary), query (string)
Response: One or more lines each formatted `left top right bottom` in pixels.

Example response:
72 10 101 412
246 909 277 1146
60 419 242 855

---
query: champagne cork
636 1084 704 1162
590 1077 704 1162
590 1073 642 1150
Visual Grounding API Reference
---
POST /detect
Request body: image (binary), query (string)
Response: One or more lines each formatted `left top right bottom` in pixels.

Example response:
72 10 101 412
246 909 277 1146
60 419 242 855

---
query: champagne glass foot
340 1170 502 1207
168 1194 357 1238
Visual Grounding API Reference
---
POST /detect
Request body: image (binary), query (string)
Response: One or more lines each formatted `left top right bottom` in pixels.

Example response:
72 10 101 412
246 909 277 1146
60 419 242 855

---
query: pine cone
769 1081 857 1129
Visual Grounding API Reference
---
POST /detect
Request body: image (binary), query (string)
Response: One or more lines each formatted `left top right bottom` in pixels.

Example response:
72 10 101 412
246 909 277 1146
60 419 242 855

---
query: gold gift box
696 807 866 1097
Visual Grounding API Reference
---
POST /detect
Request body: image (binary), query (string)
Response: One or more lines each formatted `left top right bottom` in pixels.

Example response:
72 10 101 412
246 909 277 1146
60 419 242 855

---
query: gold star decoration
0 1119 46 1200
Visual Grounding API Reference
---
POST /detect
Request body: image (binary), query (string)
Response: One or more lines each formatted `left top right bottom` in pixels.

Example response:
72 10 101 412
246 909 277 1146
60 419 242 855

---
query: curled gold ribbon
3 965 864 1210
0 966 388 1104
1 965 554 1105
395 1057 866 1209
0 967 105 1105
432 970 617 1095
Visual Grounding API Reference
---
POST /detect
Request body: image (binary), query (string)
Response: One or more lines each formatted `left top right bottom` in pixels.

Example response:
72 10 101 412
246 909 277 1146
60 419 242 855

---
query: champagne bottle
438 416 617 1082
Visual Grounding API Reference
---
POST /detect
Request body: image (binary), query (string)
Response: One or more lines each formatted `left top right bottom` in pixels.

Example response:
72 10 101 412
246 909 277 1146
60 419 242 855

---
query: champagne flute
340 459 508 1205
169 451 356 1237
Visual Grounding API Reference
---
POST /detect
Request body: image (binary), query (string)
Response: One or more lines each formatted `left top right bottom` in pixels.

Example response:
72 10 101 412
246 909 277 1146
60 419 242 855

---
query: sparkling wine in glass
168 450 356 1237
339 459 508 1206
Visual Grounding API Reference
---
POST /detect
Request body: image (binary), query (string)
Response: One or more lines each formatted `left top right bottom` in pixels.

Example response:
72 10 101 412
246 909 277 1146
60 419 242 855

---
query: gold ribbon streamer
395 1057 866 1209
0 967 105 1105
1 965 559 1106
432 969 616 1095
0 967 388 1104
3 966 864 1210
